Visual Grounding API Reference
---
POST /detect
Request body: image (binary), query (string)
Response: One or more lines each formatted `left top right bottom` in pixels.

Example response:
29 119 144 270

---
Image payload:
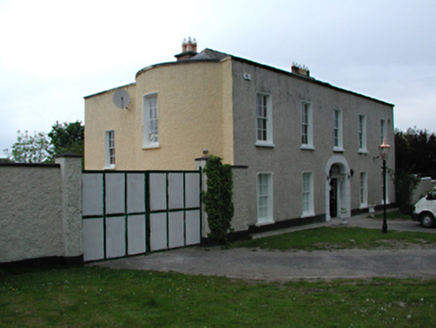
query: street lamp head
379 139 391 160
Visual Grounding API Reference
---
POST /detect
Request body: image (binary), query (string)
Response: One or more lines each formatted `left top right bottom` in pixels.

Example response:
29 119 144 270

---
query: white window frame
255 93 274 147
380 119 387 145
143 93 159 148
300 101 314 150
359 172 368 208
256 173 274 226
104 130 115 169
302 172 314 217
333 108 343 152
358 114 368 153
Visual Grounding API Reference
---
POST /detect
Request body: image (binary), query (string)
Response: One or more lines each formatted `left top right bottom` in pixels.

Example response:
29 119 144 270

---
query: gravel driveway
93 214 436 282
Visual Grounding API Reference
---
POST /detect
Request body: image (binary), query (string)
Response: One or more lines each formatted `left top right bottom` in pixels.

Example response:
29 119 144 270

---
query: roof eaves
84 82 136 99
225 53 394 107
135 58 221 79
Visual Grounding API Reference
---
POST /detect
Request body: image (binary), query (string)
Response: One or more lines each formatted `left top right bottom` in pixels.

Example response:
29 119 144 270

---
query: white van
412 187 436 228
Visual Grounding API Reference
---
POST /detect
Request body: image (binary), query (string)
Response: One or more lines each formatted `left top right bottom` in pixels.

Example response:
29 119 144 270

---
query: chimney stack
175 37 198 61
291 63 310 77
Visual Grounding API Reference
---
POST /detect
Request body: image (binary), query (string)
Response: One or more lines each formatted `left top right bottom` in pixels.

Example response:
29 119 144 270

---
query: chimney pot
186 37 193 52
193 38 197 52
175 37 198 61
182 38 187 53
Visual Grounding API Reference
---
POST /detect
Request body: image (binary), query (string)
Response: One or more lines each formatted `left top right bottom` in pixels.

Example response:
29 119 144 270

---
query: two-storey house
84 39 395 233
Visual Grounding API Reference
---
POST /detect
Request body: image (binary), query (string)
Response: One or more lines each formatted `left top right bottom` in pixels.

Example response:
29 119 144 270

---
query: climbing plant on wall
203 155 234 245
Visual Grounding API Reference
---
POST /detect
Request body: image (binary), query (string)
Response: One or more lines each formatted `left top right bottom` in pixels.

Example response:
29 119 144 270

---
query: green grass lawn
2 264 436 327
3 226 436 327
232 227 436 251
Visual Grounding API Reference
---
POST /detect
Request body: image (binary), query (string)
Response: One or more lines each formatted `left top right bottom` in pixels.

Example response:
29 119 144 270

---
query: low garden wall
0 154 82 263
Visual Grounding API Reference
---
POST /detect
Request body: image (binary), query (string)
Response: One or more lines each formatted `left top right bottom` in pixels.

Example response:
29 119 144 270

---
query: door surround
325 155 351 221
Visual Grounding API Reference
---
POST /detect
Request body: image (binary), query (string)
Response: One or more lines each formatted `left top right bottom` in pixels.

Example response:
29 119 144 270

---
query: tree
4 130 52 163
3 121 84 164
395 128 436 178
393 127 436 214
48 121 84 158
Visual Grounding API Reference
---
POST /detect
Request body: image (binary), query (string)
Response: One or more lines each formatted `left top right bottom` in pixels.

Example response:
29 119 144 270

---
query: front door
330 178 338 218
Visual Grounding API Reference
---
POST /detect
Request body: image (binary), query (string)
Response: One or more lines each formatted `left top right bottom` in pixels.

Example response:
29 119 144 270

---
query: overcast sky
1 0 435 156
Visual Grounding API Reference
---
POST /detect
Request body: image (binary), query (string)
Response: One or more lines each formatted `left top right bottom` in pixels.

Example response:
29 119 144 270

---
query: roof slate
190 48 230 61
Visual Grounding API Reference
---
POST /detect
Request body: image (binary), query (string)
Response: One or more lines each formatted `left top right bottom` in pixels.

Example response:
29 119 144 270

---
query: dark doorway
330 178 338 218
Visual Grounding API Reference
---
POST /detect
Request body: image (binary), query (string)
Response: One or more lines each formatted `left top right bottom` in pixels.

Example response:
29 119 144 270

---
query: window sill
333 147 344 153
301 212 315 218
255 218 275 226
103 165 116 170
300 145 315 151
359 204 368 210
358 149 369 155
142 144 160 150
255 141 275 148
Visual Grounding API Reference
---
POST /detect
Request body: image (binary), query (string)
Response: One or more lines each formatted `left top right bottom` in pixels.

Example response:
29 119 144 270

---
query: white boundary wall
0 155 83 263
412 177 436 204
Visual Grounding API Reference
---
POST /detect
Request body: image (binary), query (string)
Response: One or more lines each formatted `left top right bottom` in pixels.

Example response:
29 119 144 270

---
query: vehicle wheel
420 213 435 228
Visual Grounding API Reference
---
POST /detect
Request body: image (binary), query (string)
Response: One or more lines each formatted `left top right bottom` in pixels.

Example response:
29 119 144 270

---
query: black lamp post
379 139 391 234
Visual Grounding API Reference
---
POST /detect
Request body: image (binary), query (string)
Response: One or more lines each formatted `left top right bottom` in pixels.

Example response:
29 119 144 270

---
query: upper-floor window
143 93 159 148
302 172 314 217
380 119 386 144
105 130 115 168
256 93 273 146
358 114 367 152
333 109 343 151
300 101 313 149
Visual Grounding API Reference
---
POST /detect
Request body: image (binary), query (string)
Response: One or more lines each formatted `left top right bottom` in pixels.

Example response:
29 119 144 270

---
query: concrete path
92 213 436 282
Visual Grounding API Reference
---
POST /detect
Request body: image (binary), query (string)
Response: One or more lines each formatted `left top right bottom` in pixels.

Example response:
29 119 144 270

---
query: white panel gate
82 170 201 262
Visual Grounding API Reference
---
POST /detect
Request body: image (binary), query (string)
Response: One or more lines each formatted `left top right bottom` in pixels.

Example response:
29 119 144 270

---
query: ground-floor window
257 173 274 225
105 130 115 168
302 172 314 217
359 172 368 208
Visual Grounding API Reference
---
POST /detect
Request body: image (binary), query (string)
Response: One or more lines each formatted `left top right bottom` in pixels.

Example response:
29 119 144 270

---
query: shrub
203 155 234 244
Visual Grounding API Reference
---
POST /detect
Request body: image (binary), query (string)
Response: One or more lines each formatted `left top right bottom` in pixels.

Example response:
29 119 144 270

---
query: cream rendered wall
134 61 232 170
84 84 137 170
220 58 235 165
85 60 234 171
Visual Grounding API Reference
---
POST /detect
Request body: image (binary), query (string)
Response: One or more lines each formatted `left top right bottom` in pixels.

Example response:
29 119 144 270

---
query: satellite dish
113 89 131 109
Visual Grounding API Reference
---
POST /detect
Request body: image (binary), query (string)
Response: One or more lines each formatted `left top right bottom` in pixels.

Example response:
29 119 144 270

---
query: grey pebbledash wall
0 154 83 264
